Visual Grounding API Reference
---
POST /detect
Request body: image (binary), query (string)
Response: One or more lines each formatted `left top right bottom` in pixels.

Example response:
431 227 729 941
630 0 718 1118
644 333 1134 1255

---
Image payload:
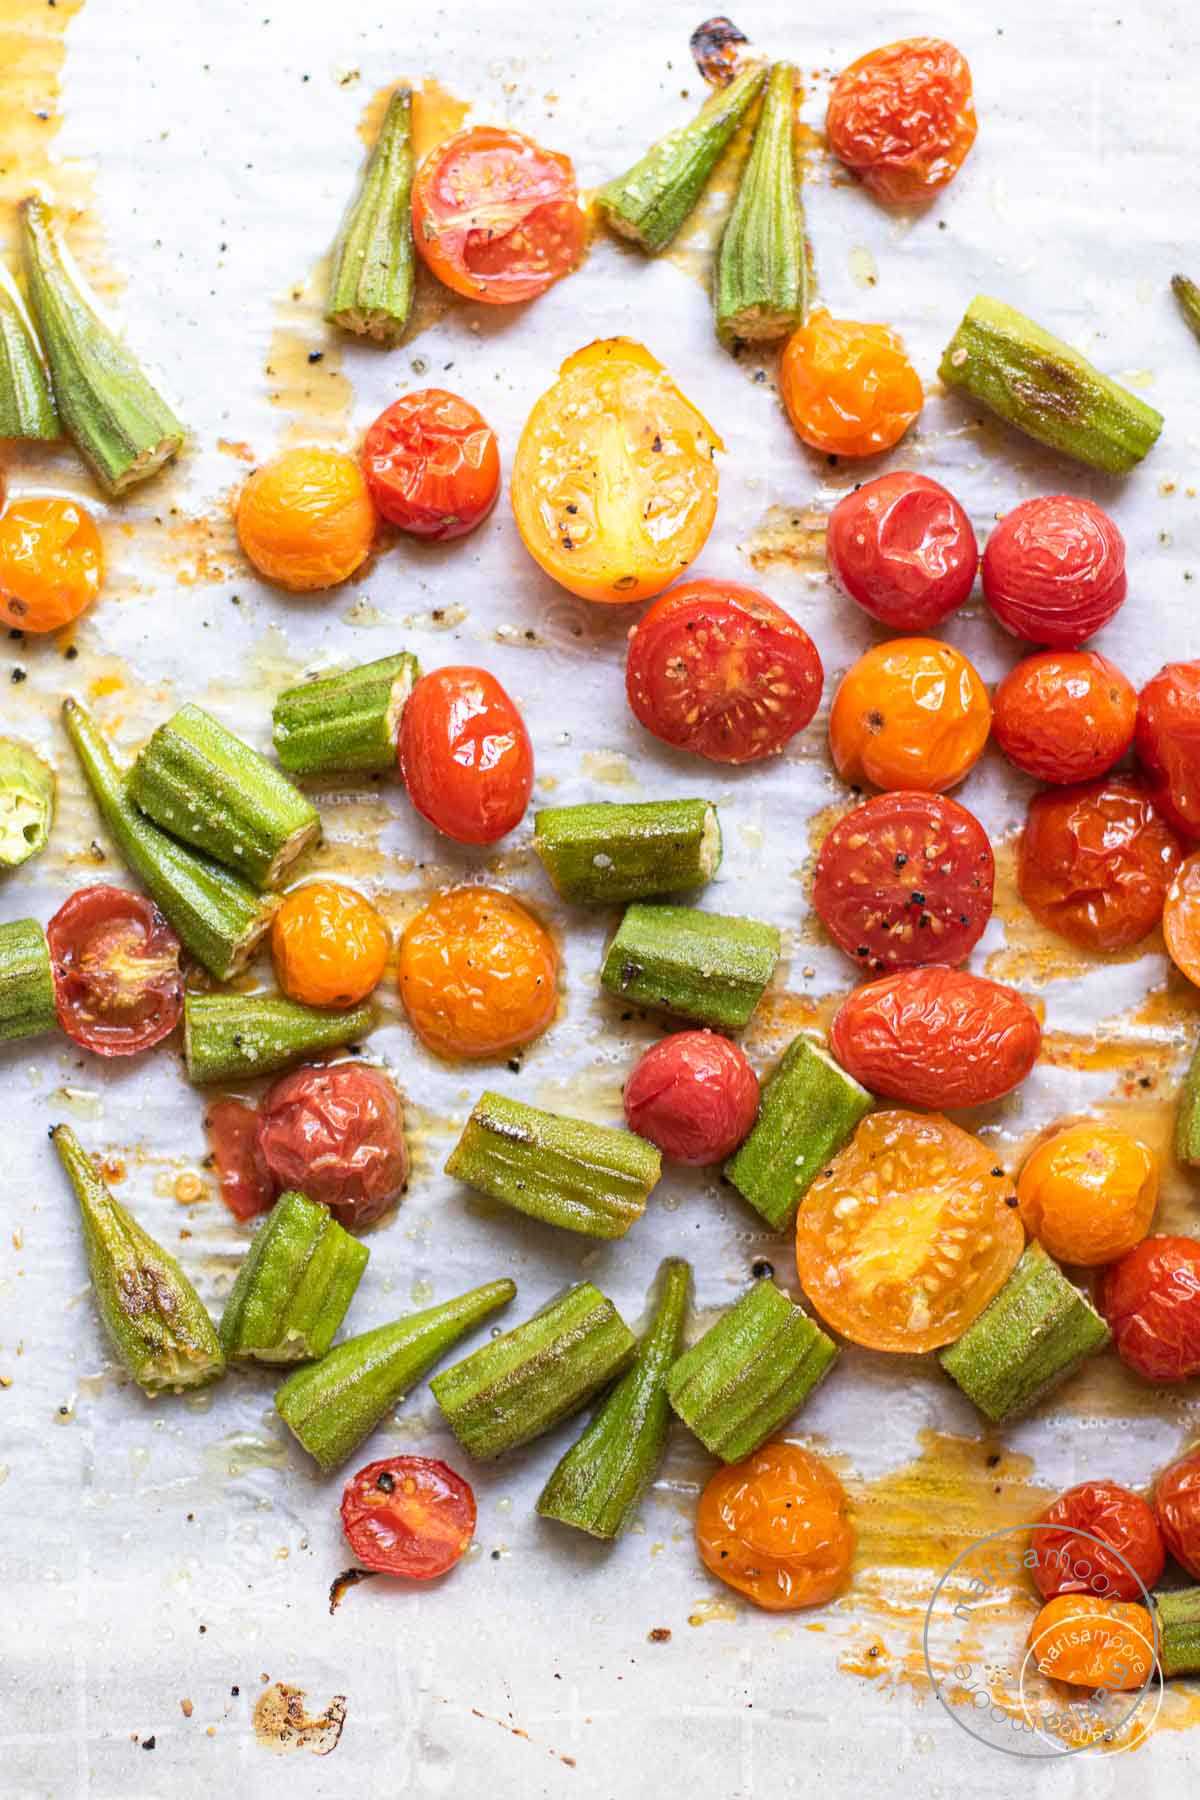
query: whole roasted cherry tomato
205 1096 274 1222
1018 1124 1157 1267
797 1110 1022 1352
1136 661 1200 838
992 651 1137 785
1028 1595 1155 1691
826 37 977 206
1164 851 1200 986
397 886 557 1060
780 310 923 457
256 1063 408 1231
0 495 103 633
1031 1481 1165 1604
696 1440 854 1612
412 125 584 305
361 390 500 540
47 885 183 1056
271 880 391 1010
399 666 533 844
623 1030 759 1165
236 448 376 592
982 496 1127 648
812 791 994 973
1017 776 1183 953
829 965 1041 1108
1098 1235 1200 1383
626 579 823 764
828 637 991 793
1155 1451 1200 1579
341 1455 476 1579
826 472 977 630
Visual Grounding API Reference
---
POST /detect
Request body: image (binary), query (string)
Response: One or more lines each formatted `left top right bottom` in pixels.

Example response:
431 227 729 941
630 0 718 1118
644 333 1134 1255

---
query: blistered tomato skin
1017 1125 1157 1267
1164 851 1200 986
826 37 977 206
1136 661 1200 838
992 651 1137 785
1031 1481 1165 1603
235 448 376 592
362 390 500 539
256 1063 409 1232
812 791 994 973
399 666 533 845
828 637 991 793
1028 1596 1156 1691
205 1097 275 1222
829 965 1041 1109
826 472 977 630
341 1455 476 1579
1017 776 1183 953
271 881 391 1010
1155 1452 1200 1579
623 1031 759 1165
1099 1235 1200 1383
982 496 1127 648
0 495 104 633
696 1441 855 1611
397 886 557 1061
780 310 923 457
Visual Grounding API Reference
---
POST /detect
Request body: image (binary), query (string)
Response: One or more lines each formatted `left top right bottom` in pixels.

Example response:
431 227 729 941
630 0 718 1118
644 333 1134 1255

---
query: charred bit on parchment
690 17 752 86
328 1565 379 1614
252 1682 347 1757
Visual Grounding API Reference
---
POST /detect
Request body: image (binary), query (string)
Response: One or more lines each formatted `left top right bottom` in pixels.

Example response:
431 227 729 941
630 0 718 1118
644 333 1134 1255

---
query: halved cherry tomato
1155 1450 1200 1579
1017 776 1183 953
992 651 1137 786
0 495 103 633
797 1109 1023 1351
828 637 991 793
826 471 977 630
696 1440 854 1611
1028 1595 1155 1691
236 447 376 592
1165 852 1200 985
341 1455 475 1579
256 1063 408 1231
511 339 721 603
399 666 533 844
982 496 1127 648
47 885 183 1056
623 1030 759 1165
826 37 977 206
779 309 923 458
812 791 994 973
1031 1481 1165 1603
361 390 500 540
205 1097 274 1222
1017 1124 1157 1267
1136 661 1200 838
271 881 391 1010
625 579 823 764
1098 1235 1200 1383
397 886 557 1060
829 965 1041 1109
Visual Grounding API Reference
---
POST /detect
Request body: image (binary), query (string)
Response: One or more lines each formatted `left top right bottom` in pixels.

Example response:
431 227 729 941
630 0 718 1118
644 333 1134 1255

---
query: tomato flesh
1099 1235 1200 1383
1017 776 1183 953
992 650 1137 786
826 37 977 205
399 666 533 845
206 1097 274 1222
696 1440 854 1611
47 885 183 1056
982 496 1127 648
362 390 500 540
341 1456 476 1579
826 472 977 630
1155 1451 1200 1580
1028 1596 1155 1692
1136 661 1200 838
623 1030 759 1165
1030 1481 1165 1603
256 1063 408 1231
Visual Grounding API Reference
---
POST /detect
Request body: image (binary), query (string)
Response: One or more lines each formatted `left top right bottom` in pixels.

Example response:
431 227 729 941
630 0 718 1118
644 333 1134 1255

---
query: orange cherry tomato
0 495 103 633
399 667 533 845
361 389 500 540
828 637 991 792
1027 1595 1155 1692
779 309 923 458
1017 1124 1158 1267
412 125 584 305
992 651 1137 786
271 881 390 1009
398 886 557 1060
796 1110 1024 1352
826 38 977 206
1017 776 1184 953
511 338 721 603
236 447 376 592
696 1440 854 1612
1164 850 1200 985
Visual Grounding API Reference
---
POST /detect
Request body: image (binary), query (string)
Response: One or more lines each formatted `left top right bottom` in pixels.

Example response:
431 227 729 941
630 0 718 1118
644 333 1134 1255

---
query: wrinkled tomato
0 495 104 634
1028 1595 1155 1692
1136 661 1200 838
1098 1235 1200 1383
812 790 994 973
1030 1481 1165 1603
780 309 923 457
256 1062 409 1231
206 1097 274 1222
235 447 376 592
696 1440 854 1611
992 650 1137 786
1155 1451 1200 1579
625 579 823 764
828 637 991 793
623 1030 759 1165
1017 1124 1157 1267
982 496 1127 648
397 886 557 1060
271 880 391 1010
341 1455 476 1579
362 390 500 539
829 965 1041 1109
47 885 183 1056
399 666 533 845
826 37 977 206
1017 776 1183 953
826 471 977 630
1164 851 1200 986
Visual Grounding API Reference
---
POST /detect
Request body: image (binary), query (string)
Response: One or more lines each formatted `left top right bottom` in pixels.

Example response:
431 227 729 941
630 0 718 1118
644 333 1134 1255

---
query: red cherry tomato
1136 661 1200 839
1030 1481 1165 1603
361 390 500 541
1099 1235 1200 1383
826 472 977 631
256 1063 409 1232
399 666 533 844
981 497 1127 648
625 578 824 765
623 1030 759 1165
205 1097 275 1222
829 965 1041 1109
992 651 1137 785
1155 1451 1200 1579
340 1455 476 1579
812 791 994 974
825 37 977 206
1017 776 1183 953
46 885 183 1057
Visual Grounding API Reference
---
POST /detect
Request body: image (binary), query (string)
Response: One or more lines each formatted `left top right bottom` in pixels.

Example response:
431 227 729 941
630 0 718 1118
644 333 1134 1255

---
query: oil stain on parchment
253 1682 347 1756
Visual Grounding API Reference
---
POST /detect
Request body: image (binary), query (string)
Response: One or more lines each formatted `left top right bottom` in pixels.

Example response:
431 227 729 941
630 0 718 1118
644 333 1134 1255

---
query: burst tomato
780 309 923 457
1136 661 1200 838
1028 1596 1155 1691
0 495 103 633
992 651 1137 785
826 37 977 206
511 339 721 603
625 579 823 764
271 881 391 1010
1017 1124 1157 1267
205 1096 274 1222
399 666 533 845
623 1030 759 1165
361 390 500 540
341 1456 476 1579
1155 1451 1200 1579
256 1063 408 1231
1098 1235 1200 1383
1017 776 1183 953
812 790 994 973
235 447 376 592
1031 1481 1165 1604
826 471 977 630
1164 851 1200 985
982 496 1127 648
696 1441 854 1611
397 886 557 1060
47 885 183 1056
828 637 991 793
829 965 1041 1109
796 1109 1023 1351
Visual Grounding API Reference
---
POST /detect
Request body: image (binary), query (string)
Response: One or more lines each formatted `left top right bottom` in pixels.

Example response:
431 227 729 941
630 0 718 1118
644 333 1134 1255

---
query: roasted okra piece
183 993 374 1085
218 1190 369 1366
714 62 806 344
533 798 721 906
0 917 57 1043
272 651 419 777
0 261 58 440
600 902 780 1030
725 1034 873 1228
326 87 416 344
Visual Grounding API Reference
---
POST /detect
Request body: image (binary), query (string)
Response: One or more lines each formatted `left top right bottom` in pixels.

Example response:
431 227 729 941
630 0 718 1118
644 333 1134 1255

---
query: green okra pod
725 1034 873 1228
0 738 55 868
0 261 58 439
533 798 721 906
326 87 415 344
1171 275 1200 347
218 1190 369 1366
1177 1038 1200 1168
183 992 374 1085
1157 1589 1200 1680
272 651 420 777
0 917 57 1042
600 902 780 1030
714 62 806 345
